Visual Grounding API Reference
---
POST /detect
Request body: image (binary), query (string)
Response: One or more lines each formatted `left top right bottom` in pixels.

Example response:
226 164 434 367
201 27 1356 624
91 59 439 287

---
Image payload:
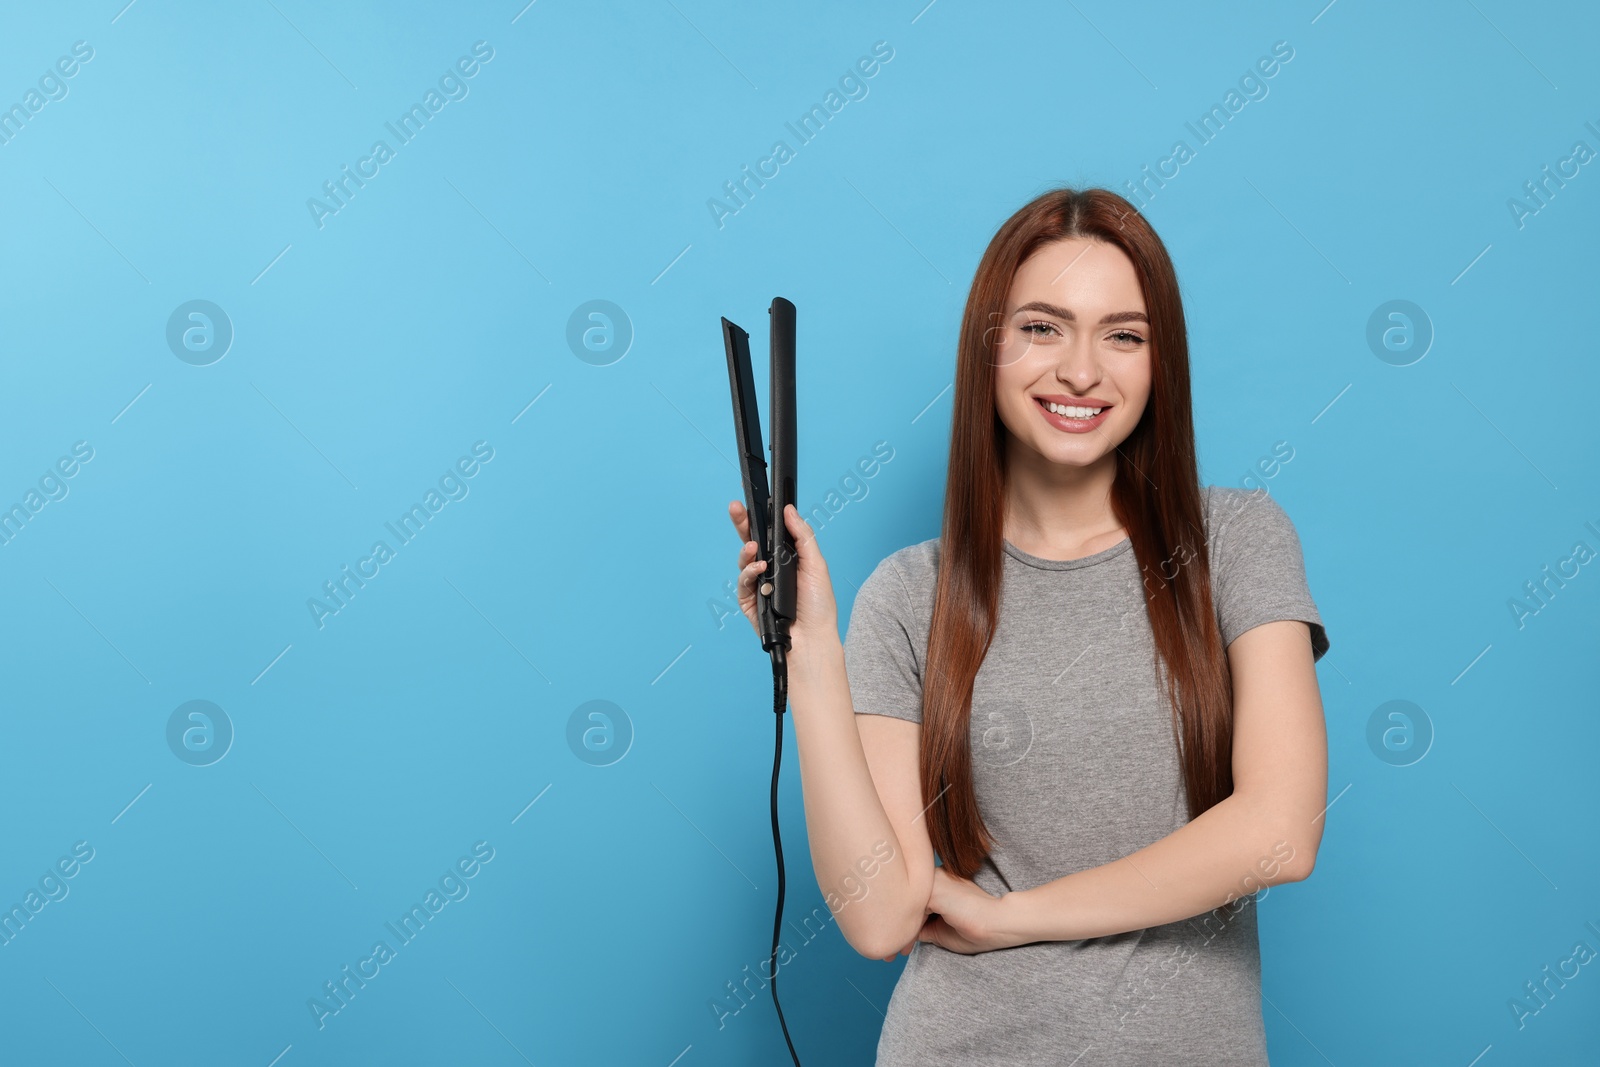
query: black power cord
768 644 802 1066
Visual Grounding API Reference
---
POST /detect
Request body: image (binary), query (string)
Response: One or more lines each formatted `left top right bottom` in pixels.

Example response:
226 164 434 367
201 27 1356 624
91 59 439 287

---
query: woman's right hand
726 500 839 652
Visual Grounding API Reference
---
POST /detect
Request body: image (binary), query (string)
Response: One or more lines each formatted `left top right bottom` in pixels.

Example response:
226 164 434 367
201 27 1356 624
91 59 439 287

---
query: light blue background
0 1 1596 1064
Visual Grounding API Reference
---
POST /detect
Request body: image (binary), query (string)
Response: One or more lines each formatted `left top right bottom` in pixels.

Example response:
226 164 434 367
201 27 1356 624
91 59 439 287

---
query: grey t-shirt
844 485 1329 1066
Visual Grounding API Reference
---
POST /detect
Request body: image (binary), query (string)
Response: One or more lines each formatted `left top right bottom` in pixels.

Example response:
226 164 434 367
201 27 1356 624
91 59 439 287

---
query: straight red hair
922 187 1233 878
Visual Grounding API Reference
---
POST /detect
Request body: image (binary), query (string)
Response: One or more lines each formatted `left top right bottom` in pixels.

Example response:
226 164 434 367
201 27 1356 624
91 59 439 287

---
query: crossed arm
916 618 1329 953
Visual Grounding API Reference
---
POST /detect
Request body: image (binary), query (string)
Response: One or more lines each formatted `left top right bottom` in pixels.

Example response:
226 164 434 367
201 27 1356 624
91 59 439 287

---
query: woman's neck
1002 451 1125 561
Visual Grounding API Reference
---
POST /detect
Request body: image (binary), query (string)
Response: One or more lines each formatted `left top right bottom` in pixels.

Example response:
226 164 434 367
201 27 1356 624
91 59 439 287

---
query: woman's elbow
835 855 934 959
847 921 919 961
845 926 897 961
1283 844 1318 882
840 899 927 960
1259 798 1322 884
1270 831 1318 883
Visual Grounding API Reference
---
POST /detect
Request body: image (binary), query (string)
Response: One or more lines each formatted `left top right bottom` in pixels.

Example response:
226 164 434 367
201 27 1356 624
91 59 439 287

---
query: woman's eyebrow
1012 301 1148 325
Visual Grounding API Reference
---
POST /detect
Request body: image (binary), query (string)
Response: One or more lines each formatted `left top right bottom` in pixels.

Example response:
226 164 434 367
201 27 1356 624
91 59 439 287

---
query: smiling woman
731 185 1330 1067
990 244 1155 546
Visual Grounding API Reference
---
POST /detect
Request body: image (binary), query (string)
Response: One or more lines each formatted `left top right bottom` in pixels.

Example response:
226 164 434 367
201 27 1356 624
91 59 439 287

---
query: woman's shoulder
1200 483 1303 551
855 536 941 625
865 536 941 592
1199 483 1328 659
891 535 941 572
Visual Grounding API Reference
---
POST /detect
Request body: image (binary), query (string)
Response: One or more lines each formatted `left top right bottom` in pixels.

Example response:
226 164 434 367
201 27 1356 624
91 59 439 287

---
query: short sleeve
1210 490 1330 662
843 555 925 723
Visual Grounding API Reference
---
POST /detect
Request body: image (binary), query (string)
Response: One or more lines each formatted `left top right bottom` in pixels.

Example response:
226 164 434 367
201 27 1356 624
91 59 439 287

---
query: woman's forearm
785 632 926 958
996 791 1316 945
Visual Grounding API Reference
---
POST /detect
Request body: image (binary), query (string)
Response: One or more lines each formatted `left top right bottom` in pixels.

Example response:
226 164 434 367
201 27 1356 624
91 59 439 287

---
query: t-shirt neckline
1002 535 1132 571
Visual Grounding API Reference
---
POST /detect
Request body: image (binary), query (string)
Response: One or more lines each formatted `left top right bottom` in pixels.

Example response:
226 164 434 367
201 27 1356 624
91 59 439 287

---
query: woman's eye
1018 323 1145 344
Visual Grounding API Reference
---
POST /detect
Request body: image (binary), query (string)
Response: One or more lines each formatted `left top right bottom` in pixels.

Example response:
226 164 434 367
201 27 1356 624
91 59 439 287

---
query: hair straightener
720 297 801 1066
722 299 797 654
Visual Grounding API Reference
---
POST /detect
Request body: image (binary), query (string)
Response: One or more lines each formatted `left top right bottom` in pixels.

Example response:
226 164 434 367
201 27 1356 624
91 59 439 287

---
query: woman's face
991 238 1152 474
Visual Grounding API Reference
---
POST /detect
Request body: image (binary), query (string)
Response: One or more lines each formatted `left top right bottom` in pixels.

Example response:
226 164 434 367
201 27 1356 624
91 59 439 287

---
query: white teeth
1044 401 1104 419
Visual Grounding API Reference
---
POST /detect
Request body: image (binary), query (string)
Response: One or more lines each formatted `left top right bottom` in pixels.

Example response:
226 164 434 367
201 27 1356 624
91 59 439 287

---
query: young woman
727 187 1329 1065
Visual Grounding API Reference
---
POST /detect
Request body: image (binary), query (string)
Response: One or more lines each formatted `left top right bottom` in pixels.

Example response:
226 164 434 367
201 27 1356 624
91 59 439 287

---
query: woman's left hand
916 866 1026 954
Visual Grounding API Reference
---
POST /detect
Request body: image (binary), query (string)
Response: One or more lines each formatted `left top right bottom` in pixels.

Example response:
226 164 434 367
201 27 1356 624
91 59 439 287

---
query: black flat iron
719 297 802 1065
721 297 796 655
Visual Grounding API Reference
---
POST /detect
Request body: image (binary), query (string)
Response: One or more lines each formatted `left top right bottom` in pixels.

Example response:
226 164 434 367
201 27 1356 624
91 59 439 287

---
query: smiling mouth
1035 397 1110 419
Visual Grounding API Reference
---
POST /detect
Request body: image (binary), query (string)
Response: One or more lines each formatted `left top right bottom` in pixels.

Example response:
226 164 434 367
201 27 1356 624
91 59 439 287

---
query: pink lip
1035 396 1111 433
1034 394 1113 407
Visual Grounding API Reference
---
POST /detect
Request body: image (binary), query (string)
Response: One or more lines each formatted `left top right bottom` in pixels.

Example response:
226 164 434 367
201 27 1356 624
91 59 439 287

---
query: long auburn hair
922 187 1233 878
